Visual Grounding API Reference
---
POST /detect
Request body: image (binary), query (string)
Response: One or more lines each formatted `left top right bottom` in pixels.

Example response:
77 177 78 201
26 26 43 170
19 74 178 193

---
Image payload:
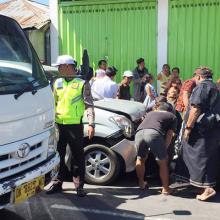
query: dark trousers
56 123 85 188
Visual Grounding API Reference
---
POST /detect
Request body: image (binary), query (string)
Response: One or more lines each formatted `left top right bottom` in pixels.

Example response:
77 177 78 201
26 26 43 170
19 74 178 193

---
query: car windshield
0 15 48 95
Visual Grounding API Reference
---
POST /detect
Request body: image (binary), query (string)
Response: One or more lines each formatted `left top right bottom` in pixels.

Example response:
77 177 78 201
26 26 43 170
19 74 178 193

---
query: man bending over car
135 102 177 195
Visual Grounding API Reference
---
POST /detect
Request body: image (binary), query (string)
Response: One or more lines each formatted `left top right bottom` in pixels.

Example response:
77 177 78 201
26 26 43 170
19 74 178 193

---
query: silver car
82 99 145 185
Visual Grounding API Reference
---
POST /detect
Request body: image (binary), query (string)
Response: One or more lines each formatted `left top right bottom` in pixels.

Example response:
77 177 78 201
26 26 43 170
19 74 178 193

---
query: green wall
58 0 157 82
58 0 220 82
168 0 220 80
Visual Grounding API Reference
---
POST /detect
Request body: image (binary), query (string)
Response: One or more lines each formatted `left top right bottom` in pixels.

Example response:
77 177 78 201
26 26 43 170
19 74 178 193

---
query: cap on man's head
195 66 213 77
52 55 77 67
106 66 118 76
123 70 133 78
136 58 145 64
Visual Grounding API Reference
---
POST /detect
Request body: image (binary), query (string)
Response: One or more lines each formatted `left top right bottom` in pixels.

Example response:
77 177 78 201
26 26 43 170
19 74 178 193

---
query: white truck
0 15 60 208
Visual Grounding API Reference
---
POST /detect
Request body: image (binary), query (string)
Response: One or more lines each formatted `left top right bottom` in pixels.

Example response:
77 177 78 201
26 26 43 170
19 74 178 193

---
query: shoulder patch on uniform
72 82 80 89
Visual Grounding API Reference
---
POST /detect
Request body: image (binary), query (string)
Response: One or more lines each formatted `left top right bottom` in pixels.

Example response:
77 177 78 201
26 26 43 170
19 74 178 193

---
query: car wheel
84 144 120 185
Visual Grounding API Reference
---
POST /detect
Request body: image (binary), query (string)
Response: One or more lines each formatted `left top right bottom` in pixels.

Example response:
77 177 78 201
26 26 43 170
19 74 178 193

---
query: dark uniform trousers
57 123 85 188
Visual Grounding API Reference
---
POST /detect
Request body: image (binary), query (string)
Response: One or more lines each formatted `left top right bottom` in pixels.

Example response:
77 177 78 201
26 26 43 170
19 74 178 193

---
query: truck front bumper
0 153 60 208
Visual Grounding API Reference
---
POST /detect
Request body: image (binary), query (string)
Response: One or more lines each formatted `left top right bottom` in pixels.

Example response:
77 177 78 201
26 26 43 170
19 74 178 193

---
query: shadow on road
111 170 161 188
44 190 147 220
3 170 218 220
171 185 220 203
0 209 25 220
45 188 194 219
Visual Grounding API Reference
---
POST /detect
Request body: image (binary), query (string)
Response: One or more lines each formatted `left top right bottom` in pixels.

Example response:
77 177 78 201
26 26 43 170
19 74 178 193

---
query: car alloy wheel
84 144 120 185
85 150 111 179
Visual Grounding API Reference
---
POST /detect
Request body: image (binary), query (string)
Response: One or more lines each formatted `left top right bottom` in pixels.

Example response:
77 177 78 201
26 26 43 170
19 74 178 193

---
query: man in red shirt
176 68 200 118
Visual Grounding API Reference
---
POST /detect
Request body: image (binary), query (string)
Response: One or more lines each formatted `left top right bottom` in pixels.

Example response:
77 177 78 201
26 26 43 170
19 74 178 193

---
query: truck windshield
0 15 48 95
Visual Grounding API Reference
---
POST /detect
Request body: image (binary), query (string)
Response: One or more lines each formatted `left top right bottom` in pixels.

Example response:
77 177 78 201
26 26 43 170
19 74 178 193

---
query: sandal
196 189 216 201
162 188 175 195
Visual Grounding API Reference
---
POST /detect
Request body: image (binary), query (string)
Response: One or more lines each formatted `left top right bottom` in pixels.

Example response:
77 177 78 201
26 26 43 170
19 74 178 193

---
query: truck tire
84 144 120 185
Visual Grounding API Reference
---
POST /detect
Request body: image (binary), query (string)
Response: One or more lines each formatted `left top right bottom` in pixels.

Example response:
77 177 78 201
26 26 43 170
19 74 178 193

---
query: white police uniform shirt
91 76 118 100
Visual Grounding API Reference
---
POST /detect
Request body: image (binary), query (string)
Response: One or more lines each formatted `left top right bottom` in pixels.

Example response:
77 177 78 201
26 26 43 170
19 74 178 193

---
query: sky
32 0 48 5
0 0 49 5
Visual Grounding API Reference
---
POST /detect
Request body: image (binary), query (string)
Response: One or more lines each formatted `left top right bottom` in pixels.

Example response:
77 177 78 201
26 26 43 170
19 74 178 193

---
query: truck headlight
109 115 133 138
47 127 57 157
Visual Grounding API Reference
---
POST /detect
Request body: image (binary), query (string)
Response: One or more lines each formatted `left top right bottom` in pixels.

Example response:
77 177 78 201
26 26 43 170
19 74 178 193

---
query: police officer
46 55 95 197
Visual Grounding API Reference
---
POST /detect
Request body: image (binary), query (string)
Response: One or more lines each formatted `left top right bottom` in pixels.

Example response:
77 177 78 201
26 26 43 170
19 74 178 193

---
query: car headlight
109 115 133 138
47 127 57 157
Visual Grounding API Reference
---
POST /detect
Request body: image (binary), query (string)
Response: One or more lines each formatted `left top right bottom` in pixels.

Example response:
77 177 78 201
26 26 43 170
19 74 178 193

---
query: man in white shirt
90 69 106 100
95 69 106 78
91 66 118 100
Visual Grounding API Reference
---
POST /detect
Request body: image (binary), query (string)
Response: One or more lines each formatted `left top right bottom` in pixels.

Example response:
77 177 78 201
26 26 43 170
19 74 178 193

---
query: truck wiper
14 79 40 100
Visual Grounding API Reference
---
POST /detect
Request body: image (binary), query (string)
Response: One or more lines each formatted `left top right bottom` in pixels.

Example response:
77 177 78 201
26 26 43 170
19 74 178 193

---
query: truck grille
0 132 49 179
0 155 41 173
0 143 41 163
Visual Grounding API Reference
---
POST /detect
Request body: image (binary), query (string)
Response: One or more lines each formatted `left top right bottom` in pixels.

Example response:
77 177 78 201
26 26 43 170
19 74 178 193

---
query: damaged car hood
94 99 146 121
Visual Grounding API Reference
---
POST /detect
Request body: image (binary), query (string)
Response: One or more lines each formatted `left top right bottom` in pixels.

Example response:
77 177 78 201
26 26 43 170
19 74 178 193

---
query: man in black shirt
135 102 177 194
182 67 220 201
133 58 149 102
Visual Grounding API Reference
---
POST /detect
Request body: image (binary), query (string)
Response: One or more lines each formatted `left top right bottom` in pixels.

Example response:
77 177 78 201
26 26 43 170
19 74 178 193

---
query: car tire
84 144 120 185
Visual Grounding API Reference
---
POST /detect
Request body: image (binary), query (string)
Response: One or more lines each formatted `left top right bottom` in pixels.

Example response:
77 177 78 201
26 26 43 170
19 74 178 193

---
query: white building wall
49 0 59 64
157 0 169 73
157 0 169 93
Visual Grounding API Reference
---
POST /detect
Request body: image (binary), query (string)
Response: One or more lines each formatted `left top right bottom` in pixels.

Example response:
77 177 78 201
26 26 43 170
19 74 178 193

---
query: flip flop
196 190 216 201
162 188 175 195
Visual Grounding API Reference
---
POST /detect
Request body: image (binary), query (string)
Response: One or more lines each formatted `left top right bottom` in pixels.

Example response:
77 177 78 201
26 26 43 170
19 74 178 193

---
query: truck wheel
84 144 120 185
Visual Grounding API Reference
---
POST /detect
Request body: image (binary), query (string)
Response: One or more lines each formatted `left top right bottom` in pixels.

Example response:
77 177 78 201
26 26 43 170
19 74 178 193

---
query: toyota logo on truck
17 143 30 158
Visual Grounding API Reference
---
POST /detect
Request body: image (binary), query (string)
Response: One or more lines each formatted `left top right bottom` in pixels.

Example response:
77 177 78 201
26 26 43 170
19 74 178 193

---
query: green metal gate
59 0 157 82
168 0 220 80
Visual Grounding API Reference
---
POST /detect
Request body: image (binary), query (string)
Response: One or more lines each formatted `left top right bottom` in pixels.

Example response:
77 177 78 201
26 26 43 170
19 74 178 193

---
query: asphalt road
1 173 220 220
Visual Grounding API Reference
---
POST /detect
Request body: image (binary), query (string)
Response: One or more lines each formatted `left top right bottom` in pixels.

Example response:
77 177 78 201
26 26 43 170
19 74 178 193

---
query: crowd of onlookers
89 58 220 118
88 58 220 201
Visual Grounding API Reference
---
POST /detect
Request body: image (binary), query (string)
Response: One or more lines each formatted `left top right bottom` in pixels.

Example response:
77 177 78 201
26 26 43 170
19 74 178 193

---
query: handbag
196 112 217 130
173 122 185 160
